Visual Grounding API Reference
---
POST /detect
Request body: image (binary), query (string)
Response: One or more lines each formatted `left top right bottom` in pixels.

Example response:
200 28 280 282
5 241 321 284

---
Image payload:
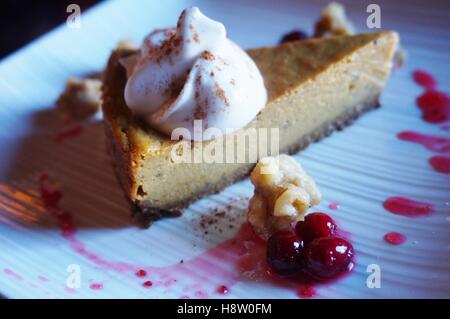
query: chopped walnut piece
56 39 137 121
57 78 102 120
248 155 321 239
314 2 355 37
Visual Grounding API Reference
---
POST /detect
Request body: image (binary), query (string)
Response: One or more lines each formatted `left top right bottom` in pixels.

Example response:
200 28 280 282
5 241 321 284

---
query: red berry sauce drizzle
383 196 433 218
38 174 135 272
89 283 103 291
135 269 147 278
413 70 450 124
412 70 437 90
217 285 229 295
384 232 406 245
379 71 447 246
429 155 450 174
397 131 450 153
328 201 340 210
36 174 355 298
382 195 432 246
395 70 450 175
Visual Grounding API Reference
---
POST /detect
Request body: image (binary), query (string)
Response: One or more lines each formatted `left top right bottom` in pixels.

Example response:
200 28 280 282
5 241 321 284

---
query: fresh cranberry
280 30 308 44
305 237 353 280
267 231 305 275
295 212 337 243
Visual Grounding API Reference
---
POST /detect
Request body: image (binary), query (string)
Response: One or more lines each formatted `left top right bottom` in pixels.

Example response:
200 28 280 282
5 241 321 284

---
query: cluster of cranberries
267 212 354 281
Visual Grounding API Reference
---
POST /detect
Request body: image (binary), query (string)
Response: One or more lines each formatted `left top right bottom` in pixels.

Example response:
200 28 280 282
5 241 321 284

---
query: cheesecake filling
248 155 322 239
122 7 267 141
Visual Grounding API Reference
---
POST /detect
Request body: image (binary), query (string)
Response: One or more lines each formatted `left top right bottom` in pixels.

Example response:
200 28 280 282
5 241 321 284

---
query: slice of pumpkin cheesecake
102 31 398 223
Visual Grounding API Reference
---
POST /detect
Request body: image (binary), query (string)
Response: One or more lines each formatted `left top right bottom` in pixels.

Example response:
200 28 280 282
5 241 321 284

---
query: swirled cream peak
123 7 267 141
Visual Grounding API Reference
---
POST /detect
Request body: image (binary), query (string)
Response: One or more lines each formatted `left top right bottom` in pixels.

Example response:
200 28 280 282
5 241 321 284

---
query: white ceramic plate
0 0 449 298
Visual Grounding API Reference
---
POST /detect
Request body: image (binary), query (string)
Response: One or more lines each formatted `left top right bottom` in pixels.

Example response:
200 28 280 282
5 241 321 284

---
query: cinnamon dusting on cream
122 7 267 141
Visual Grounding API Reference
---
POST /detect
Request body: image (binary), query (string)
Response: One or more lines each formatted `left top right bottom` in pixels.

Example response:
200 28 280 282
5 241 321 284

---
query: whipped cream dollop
122 7 267 141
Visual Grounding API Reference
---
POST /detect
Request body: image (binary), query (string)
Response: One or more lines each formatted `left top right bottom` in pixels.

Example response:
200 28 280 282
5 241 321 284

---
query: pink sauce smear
37 174 354 298
384 232 407 245
429 156 450 174
4 268 23 281
38 174 134 272
383 196 433 217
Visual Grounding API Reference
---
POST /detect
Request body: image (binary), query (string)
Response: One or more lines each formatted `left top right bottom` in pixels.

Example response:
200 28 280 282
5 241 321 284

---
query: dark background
1 0 101 59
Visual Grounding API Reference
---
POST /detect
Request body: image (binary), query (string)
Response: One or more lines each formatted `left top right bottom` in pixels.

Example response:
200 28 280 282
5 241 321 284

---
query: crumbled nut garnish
56 78 102 120
248 155 321 239
314 2 355 37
